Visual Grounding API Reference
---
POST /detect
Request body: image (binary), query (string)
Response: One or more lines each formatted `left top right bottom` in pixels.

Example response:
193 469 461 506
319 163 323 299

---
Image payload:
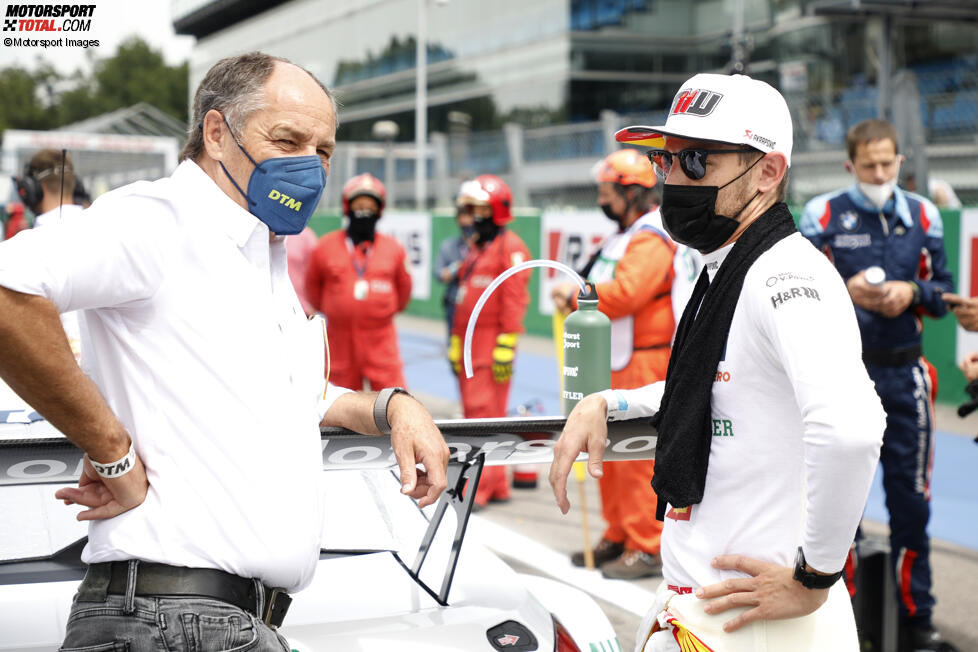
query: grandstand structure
173 0 976 209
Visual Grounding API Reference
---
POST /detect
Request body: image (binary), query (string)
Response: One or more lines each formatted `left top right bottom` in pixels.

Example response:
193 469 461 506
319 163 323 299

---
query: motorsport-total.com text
3 3 95 33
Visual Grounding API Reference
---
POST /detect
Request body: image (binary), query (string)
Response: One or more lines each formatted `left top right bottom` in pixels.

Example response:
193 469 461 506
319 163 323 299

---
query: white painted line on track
469 514 655 617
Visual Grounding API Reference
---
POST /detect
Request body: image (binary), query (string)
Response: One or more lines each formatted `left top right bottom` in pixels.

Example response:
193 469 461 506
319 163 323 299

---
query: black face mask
660 156 762 254
474 217 500 244
460 224 476 240
347 209 379 244
599 203 623 228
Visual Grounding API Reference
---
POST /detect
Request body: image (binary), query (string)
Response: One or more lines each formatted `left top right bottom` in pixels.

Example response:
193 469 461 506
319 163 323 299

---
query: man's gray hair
179 52 337 163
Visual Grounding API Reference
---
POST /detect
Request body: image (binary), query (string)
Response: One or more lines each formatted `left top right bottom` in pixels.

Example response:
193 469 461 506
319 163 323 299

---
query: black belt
862 344 922 367
80 561 291 628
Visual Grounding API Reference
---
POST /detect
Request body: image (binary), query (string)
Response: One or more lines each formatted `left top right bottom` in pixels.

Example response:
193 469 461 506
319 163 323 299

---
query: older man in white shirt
0 52 448 651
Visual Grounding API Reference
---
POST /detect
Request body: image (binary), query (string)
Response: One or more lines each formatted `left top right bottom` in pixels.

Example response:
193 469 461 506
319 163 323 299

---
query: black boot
570 538 624 568
903 623 958 652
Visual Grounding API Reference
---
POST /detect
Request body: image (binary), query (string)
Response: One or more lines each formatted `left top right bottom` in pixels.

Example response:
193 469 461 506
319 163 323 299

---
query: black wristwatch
373 387 410 435
792 547 843 590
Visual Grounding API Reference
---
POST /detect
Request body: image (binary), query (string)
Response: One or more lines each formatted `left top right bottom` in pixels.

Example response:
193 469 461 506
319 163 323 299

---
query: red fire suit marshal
306 173 412 390
448 175 530 507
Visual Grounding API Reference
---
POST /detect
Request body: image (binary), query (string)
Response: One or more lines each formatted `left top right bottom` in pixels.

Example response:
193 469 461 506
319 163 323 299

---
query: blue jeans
61 566 289 652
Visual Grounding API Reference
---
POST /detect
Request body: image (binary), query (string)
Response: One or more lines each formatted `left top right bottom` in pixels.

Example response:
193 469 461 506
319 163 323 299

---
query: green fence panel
923 209 962 406
308 213 342 238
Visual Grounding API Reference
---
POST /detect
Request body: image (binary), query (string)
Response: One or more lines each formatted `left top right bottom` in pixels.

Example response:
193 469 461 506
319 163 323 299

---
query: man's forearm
0 287 130 460
321 390 382 434
801 403 883 573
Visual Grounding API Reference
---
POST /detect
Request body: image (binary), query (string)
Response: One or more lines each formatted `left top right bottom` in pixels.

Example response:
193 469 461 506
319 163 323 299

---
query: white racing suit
636 580 857 651
599 233 885 652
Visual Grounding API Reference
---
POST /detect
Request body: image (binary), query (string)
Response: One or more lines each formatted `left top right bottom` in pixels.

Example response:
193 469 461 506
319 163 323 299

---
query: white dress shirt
0 160 350 591
33 203 86 363
602 233 883 588
33 203 85 229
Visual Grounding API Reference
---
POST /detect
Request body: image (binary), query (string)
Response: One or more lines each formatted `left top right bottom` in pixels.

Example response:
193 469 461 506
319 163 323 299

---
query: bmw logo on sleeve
487 620 538 651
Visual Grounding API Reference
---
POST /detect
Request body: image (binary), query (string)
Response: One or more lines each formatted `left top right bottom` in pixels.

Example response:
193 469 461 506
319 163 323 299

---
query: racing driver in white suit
549 73 885 652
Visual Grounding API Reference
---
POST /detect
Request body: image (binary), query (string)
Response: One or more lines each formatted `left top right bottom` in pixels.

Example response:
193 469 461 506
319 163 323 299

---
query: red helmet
456 174 513 225
593 149 656 188
342 173 386 216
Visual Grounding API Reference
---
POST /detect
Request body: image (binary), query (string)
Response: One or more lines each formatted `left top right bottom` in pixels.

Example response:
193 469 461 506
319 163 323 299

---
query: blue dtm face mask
218 118 327 235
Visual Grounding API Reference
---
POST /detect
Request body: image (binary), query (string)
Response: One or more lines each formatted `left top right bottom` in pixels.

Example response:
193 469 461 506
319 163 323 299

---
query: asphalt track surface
393 313 978 652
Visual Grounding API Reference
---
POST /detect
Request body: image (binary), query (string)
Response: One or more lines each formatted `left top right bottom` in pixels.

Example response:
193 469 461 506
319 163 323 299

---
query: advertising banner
378 211 432 300
956 208 978 363
538 210 617 314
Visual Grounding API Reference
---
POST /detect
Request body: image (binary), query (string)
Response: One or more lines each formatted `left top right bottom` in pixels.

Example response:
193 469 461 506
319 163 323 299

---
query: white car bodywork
0 382 622 651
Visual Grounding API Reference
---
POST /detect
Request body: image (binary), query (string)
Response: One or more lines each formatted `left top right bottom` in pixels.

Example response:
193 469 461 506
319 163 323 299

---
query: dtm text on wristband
91 443 136 479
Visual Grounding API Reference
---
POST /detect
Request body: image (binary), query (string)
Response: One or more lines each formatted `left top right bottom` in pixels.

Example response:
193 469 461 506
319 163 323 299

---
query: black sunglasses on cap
646 146 759 181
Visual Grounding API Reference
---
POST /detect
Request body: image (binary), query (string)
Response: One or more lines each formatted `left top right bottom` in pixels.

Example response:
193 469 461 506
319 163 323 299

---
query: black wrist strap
792 547 843 590
373 387 410 435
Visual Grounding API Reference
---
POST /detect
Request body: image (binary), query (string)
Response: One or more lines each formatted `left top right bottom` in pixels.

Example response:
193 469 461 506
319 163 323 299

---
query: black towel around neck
650 202 798 520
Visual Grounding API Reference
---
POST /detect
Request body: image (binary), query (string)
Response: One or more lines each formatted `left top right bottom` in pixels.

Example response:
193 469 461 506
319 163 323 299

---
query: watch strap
373 387 409 435
792 547 843 590
908 280 922 306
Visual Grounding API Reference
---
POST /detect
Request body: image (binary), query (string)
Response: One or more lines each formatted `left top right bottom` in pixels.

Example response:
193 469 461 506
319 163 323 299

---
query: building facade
173 0 978 207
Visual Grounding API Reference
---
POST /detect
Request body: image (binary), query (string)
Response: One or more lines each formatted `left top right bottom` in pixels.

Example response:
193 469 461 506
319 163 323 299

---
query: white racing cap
615 73 794 166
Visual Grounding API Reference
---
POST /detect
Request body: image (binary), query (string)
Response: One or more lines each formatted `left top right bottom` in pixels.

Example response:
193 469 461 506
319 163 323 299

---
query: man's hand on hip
549 393 608 514
0 288 149 520
695 555 830 633
56 453 148 521
388 394 450 508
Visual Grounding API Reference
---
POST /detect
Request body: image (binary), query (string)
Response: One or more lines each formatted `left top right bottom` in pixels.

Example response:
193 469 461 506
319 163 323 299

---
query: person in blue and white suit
800 118 954 652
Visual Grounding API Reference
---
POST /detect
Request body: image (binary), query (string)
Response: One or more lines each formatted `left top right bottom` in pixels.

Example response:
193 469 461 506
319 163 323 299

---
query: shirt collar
172 159 266 248
845 183 913 228
34 203 84 228
702 241 735 282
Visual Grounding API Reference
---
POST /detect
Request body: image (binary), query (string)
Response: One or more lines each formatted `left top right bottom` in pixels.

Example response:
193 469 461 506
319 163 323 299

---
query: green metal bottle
561 282 611 416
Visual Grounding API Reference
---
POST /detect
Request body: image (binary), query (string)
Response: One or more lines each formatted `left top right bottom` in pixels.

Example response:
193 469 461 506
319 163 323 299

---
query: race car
0 382 649 651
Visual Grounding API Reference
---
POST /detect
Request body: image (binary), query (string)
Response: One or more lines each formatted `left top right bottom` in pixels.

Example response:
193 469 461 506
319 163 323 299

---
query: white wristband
91 443 136 479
